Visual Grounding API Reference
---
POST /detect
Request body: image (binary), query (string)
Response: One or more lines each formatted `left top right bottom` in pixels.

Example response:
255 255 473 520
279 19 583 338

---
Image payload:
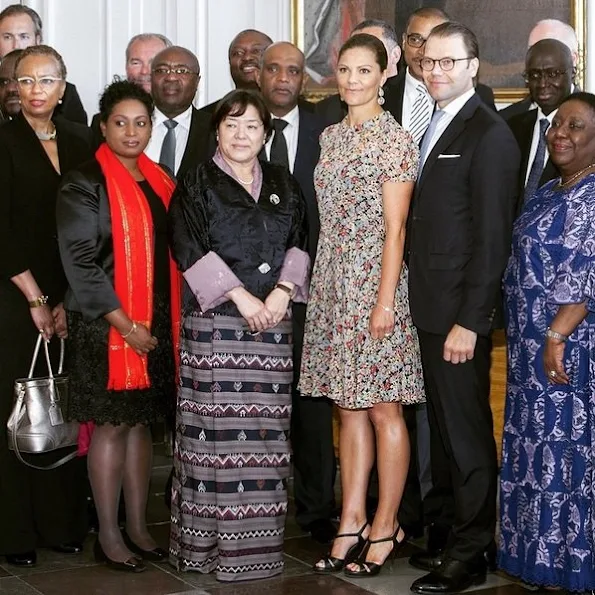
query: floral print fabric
299 111 425 409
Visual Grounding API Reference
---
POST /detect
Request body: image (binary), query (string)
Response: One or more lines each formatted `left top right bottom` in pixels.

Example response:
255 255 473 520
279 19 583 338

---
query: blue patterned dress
499 175 595 592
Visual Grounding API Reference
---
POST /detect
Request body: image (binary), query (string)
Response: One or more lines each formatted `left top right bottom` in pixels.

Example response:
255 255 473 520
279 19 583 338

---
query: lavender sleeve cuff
183 251 244 311
278 247 311 303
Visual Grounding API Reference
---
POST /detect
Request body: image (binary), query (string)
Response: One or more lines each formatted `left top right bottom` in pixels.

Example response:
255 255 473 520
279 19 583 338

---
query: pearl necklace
558 162 595 189
236 174 254 185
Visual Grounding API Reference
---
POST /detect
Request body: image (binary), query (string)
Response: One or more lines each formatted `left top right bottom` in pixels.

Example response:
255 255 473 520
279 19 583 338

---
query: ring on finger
549 370 558 378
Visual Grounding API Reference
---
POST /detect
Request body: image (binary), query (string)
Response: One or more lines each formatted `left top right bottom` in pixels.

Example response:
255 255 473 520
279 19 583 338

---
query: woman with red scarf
57 80 180 573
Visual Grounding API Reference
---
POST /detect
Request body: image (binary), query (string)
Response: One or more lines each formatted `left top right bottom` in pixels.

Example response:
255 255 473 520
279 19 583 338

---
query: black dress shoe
122 531 167 562
409 548 444 572
304 519 337 544
5 551 36 567
52 542 83 554
410 557 487 594
93 539 146 573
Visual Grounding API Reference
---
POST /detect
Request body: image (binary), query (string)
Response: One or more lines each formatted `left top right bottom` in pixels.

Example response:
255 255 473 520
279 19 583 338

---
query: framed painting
291 0 586 103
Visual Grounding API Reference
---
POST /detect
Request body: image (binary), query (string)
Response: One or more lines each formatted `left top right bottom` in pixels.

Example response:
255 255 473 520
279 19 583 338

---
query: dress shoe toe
52 541 83 554
6 551 37 566
409 549 444 572
305 519 337 544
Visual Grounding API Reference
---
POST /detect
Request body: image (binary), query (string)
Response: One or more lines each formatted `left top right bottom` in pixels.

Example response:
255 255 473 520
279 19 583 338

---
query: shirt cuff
183 251 244 312
278 247 310 303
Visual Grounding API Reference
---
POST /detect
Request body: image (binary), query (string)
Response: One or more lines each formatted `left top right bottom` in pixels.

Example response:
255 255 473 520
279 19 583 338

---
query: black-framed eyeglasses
420 57 473 72
522 68 569 83
406 33 427 48
152 66 198 77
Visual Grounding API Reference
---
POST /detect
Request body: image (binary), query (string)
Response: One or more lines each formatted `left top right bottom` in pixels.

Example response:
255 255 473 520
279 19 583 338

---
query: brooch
269 193 280 205
258 262 271 274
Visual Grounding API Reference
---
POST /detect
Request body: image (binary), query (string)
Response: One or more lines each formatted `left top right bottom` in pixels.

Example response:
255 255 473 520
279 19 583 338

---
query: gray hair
125 33 172 62
352 19 399 51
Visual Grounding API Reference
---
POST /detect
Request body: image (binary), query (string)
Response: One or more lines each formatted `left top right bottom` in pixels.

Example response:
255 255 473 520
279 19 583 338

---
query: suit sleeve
56 171 121 321
455 121 520 335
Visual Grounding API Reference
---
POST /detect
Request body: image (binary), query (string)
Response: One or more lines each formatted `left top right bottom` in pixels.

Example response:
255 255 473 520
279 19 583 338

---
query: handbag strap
27 335 66 378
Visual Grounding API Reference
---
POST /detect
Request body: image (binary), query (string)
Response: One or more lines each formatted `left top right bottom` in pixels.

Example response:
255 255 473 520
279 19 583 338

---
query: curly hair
98 78 154 123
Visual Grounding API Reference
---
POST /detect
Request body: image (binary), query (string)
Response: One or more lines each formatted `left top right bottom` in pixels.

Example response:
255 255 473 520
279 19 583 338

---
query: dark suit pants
417 329 497 562
291 303 336 527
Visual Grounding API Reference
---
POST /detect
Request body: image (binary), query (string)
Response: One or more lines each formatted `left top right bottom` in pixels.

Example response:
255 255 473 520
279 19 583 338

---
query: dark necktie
270 119 289 169
159 119 178 173
524 118 550 203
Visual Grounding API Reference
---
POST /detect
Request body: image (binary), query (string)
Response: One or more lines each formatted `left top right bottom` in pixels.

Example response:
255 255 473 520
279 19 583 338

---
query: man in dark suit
0 4 87 124
407 22 520 593
499 19 578 121
199 29 273 116
257 41 337 545
145 46 213 180
508 39 573 216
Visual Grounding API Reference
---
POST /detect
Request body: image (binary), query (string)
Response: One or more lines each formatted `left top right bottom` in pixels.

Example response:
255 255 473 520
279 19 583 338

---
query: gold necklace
558 162 595 189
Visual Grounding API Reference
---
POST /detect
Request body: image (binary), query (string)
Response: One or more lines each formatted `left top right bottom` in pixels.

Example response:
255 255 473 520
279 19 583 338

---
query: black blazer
408 93 520 337
55 82 88 125
499 95 532 121
0 113 94 305
316 71 496 129
508 109 560 215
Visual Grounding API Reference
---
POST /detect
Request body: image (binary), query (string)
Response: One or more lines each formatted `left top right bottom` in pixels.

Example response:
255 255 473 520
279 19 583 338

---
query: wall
2 0 594 119
2 0 292 119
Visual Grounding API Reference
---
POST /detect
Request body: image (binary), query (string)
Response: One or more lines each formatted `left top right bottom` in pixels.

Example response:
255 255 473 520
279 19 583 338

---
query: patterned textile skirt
169 312 293 583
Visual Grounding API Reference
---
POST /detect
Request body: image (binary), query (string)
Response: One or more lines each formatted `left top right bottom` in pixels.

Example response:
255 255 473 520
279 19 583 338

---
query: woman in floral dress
299 34 425 577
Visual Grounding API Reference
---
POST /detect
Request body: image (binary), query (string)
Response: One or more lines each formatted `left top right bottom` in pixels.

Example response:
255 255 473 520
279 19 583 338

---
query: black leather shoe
409 549 445 572
410 557 487 594
5 551 36 567
93 539 146 573
304 519 337 544
122 531 167 562
52 542 83 554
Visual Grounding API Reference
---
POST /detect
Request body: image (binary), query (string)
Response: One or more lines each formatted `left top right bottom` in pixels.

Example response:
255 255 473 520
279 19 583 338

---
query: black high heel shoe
313 522 369 574
344 524 408 578
122 530 168 562
93 538 146 573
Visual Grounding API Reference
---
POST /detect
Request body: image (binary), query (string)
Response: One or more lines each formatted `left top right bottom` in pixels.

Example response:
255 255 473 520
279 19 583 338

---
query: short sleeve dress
299 110 425 409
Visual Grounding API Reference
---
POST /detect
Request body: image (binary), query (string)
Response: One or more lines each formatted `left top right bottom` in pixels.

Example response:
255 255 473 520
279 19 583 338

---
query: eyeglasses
152 66 198 77
16 76 63 89
522 68 569 83
406 33 427 48
420 57 473 72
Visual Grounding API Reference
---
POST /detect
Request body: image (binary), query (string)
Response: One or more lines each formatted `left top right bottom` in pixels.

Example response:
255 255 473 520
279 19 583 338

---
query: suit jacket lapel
177 107 198 176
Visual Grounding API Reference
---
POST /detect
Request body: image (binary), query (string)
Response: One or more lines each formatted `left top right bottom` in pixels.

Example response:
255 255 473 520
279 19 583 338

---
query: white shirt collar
153 105 193 131
440 87 477 117
272 104 299 128
405 68 428 93
536 106 557 124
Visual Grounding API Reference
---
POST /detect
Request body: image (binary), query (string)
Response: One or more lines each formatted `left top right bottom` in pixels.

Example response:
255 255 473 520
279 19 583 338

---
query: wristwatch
275 283 295 298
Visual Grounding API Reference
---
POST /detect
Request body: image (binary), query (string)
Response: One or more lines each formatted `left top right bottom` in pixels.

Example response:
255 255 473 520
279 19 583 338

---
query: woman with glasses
0 45 93 567
168 89 309 582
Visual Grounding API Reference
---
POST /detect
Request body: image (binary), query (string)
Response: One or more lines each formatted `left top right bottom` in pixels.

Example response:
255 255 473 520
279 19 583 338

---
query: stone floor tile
0 576 43 594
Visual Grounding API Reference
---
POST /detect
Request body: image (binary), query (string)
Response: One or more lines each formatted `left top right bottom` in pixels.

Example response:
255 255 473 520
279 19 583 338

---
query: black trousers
416 329 497 562
291 303 336 527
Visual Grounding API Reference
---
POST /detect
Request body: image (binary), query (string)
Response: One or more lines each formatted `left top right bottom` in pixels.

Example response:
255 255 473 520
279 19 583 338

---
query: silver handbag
7 335 79 470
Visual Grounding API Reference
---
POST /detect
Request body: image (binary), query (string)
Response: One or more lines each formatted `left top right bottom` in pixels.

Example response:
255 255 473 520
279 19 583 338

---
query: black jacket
56 82 88 125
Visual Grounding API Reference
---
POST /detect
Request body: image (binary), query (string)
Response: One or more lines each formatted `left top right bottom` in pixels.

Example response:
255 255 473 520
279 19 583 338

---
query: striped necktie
523 118 550 204
409 83 431 144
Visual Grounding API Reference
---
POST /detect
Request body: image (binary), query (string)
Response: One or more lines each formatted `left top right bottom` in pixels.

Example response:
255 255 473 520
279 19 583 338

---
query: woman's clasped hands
228 286 292 333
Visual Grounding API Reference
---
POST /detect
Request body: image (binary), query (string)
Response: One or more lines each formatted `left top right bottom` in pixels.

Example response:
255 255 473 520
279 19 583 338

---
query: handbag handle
9 424 78 470
28 335 65 378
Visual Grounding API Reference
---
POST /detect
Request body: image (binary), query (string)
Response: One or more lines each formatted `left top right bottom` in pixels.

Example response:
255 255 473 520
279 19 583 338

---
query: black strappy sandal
312 522 369 574
343 524 408 578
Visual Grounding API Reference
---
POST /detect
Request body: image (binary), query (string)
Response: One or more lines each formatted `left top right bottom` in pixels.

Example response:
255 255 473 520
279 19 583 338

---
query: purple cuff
279 247 310 303
183 251 244 311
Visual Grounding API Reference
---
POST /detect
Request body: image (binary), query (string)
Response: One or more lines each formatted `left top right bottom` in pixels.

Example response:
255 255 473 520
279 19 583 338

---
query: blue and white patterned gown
499 175 595 592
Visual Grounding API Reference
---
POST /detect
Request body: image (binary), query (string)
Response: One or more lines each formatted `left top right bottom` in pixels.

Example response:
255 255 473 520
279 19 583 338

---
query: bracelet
275 283 295 298
121 322 137 339
376 303 394 313
546 327 568 342
28 295 49 308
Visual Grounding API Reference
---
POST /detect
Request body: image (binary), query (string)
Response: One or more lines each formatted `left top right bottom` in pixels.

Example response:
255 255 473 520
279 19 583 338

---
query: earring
377 87 385 106
58 98 63 104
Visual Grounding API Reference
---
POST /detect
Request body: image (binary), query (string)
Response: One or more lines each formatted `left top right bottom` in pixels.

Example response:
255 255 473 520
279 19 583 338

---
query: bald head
258 41 305 116
528 19 578 66
229 29 273 89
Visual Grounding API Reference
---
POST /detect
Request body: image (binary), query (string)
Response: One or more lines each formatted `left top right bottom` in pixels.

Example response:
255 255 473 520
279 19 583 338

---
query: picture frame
291 0 586 103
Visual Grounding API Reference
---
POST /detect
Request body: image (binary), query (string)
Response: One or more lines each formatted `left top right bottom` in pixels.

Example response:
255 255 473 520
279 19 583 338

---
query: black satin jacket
169 159 308 316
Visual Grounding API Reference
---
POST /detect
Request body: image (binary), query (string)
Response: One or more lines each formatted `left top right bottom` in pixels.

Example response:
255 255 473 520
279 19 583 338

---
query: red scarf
95 143 181 391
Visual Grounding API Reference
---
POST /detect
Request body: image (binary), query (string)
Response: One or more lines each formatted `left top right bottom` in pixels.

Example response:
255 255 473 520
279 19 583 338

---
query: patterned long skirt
169 312 293 582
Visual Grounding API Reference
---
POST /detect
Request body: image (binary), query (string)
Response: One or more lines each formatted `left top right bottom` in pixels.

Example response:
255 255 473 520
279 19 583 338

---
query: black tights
87 423 157 562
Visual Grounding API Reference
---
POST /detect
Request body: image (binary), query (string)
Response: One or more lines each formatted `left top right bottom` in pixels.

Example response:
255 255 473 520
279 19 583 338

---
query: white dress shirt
421 87 476 166
264 105 300 174
524 107 556 186
402 68 434 134
145 105 193 174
